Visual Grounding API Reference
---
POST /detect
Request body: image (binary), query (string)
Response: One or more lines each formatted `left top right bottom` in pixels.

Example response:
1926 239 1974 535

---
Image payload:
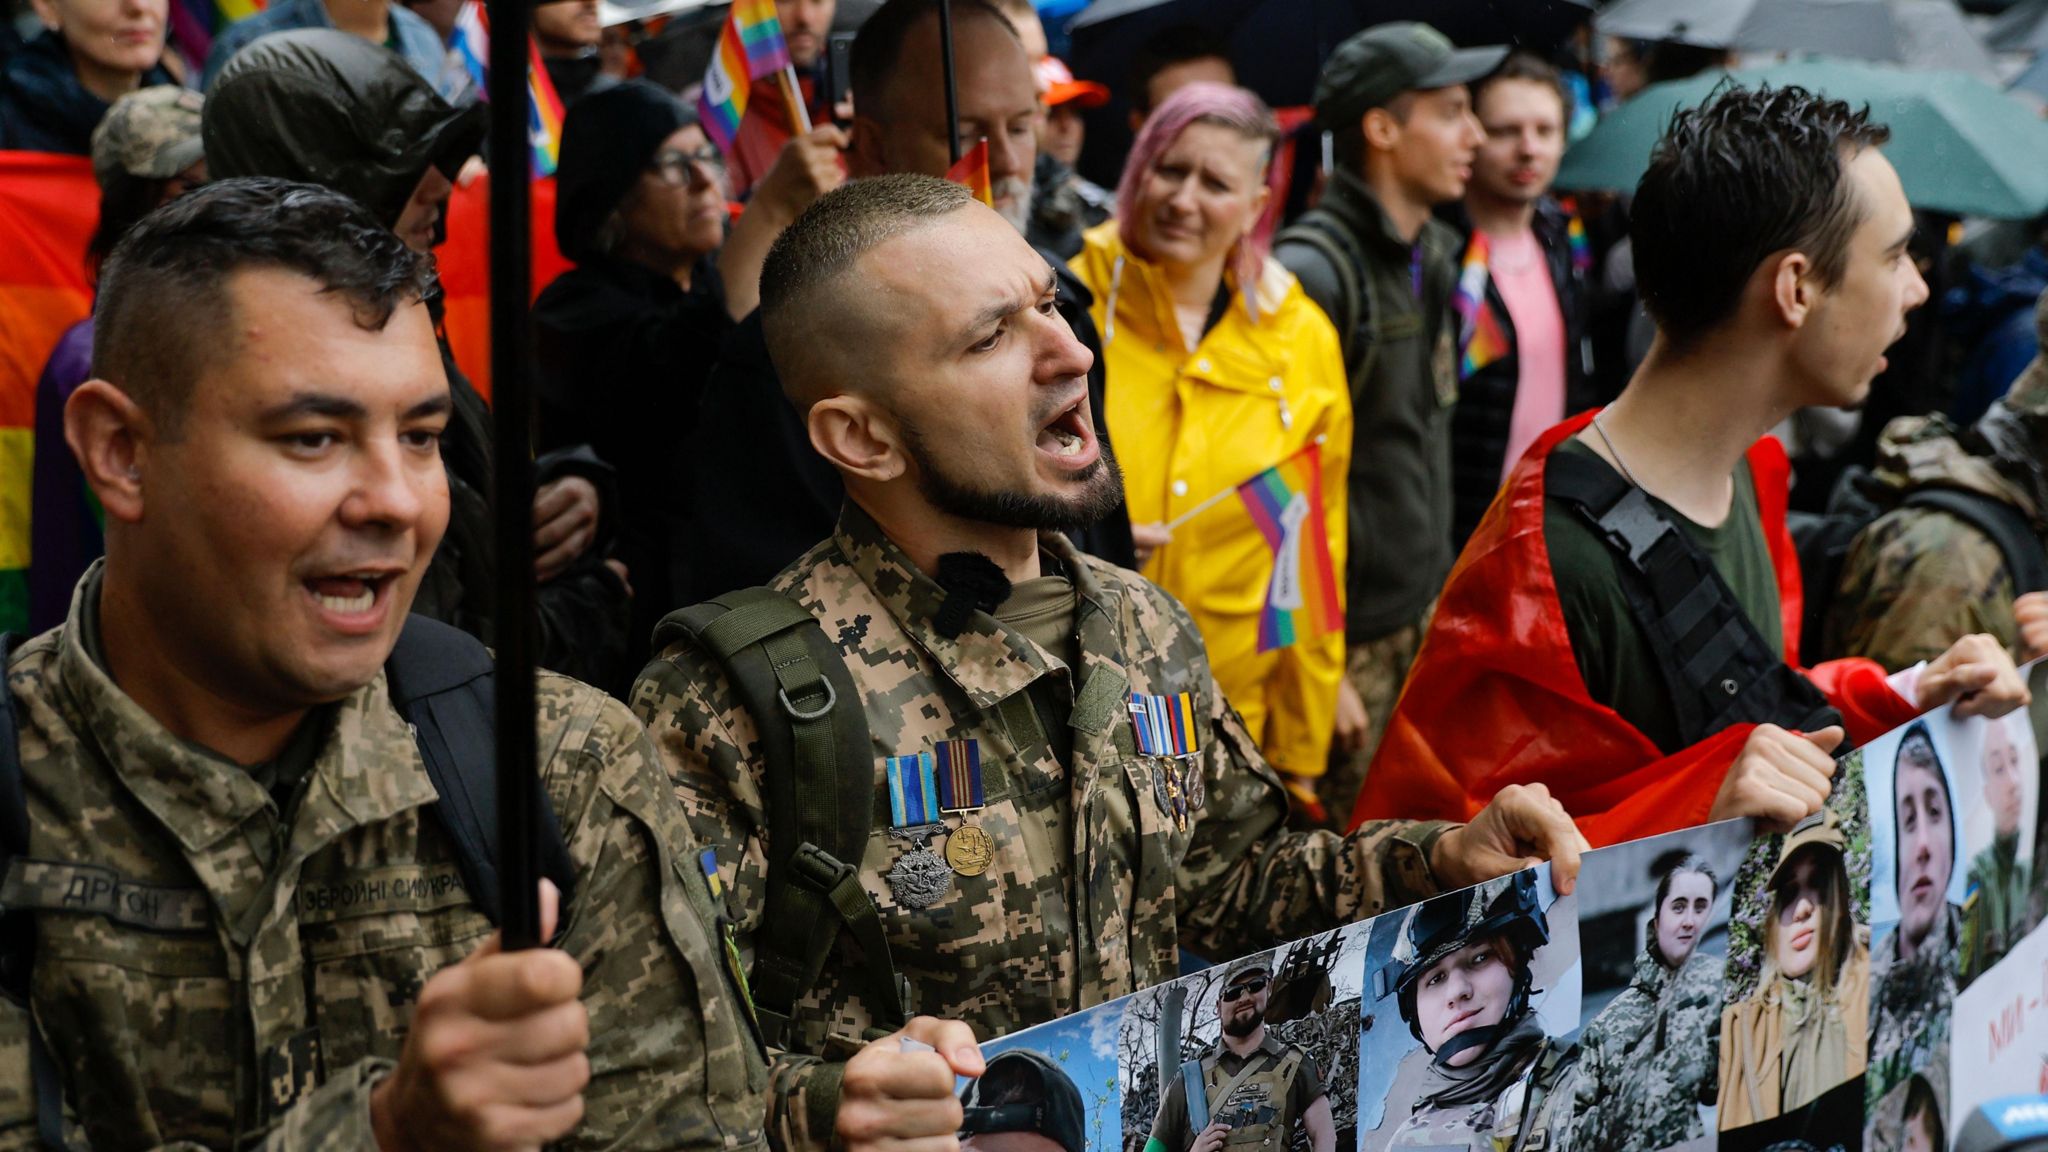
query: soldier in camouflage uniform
1869 726 1960 1115
1571 856 1723 1151
1825 296 2048 672
1380 873 1578 1152
632 175 1590 1152
1963 715 2032 984
1147 959 1333 1152
0 180 767 1150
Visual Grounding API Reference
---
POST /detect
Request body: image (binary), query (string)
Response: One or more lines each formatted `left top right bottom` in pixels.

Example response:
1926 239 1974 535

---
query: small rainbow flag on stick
945 138 992 207
1239 443 1344 652
1453 231 1510 380
699 0 798 155
448 1 565 177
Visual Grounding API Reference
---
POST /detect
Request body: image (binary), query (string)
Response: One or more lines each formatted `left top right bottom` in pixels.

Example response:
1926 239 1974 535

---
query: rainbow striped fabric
944 138 992 207
448 1 564 177
1238 443 1344 653
1567 214 1591 276
698 0 793 154
1454 230 1510 380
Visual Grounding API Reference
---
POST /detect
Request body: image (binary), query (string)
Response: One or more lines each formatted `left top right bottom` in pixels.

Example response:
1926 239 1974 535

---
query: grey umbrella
1599 0 1995 77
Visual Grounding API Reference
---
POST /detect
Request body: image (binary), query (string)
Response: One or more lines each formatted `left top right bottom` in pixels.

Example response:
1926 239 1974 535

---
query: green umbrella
1556 58 2048 219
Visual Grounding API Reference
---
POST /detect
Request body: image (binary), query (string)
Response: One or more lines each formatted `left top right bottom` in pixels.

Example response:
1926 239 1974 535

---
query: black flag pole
487 0 542 951
938 0 961 163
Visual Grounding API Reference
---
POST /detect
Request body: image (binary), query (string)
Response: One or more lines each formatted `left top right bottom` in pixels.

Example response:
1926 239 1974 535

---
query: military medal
1129 693 1203 831
884 751 951 908
935 739 995 877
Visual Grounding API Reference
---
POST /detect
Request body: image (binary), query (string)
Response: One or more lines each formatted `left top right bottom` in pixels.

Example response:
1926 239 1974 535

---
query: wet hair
758 173 977 402
849 0 1018 126
1893 722 1958 891
93 177 433 435
1631 84 1890 350
1114 82 1278 300
1904 1073 1945 1148
1126 25 1231 114
1648 853 1719 959
1763 841 1856 1001
1472 52 1567 121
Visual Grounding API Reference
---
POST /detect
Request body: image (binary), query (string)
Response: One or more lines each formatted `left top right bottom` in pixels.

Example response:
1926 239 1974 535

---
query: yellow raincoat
1070 221 1351 783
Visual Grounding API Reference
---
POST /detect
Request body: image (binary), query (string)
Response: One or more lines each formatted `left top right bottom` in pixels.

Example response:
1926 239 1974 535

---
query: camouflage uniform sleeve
1824 508 2019 672
1159 590 1445 956
631 651 840 1152
1569 1023 1608 1139
533 676 770 1152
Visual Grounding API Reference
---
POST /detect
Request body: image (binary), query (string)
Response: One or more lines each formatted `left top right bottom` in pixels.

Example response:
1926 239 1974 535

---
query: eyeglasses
1220 979 1268 1002
650 144 725 188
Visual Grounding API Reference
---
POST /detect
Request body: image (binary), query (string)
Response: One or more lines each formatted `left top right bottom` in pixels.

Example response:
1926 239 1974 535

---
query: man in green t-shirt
1353 83 2032 847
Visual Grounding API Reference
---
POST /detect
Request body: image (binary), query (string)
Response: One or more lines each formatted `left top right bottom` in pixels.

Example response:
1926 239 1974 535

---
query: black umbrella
487 0 542 951
1597 0 1996 76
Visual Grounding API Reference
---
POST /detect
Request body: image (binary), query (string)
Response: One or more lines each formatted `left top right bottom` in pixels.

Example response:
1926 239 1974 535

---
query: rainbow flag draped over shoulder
1454 231 1509 380
699 0 792 155
1238 443 1343 653
944 138 992 207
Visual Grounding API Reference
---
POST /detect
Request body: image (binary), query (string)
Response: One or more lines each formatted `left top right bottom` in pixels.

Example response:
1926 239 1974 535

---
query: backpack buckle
779 679 837 722
790 842 854 894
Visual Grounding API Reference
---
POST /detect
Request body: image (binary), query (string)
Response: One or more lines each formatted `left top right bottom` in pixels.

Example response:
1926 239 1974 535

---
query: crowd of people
4 0 2048 1147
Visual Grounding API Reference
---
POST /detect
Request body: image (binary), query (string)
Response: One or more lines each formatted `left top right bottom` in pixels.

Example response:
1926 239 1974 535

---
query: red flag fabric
1349 410 1921 848
0 152 98 631
434 174 571 399
945 138 992 207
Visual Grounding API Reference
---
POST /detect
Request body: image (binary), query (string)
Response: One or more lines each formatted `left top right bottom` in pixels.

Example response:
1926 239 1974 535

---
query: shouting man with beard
1149 959 1336 1152
634 174 1590 1152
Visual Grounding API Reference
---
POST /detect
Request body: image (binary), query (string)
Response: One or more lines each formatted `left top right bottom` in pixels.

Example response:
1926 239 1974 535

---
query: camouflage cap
1770 808 1847 887
958 1050 1087 1152
1313 22 1505 130
92 85 205 185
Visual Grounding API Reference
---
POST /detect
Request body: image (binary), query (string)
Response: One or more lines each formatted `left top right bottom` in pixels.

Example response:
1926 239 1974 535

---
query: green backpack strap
657 588 910 1046
1275 211 1377 385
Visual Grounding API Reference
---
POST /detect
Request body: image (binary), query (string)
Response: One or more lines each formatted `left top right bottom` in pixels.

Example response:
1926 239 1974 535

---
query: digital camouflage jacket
0 586 768 1150
1571 946 1723 1151
632 503 1449 1152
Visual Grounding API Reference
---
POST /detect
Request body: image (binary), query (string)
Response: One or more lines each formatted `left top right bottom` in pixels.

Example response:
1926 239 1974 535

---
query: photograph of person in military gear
1962 713 2037 986
1717 808 1871 1144
1867 722 1964 1147
1570 821 1751 1152
1144 957 1336 1152
0 177 768 1149
960 1049 1089 1152
1361 870 1580 1152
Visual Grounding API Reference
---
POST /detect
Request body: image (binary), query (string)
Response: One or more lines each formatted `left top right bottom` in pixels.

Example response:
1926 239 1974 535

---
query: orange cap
1035 56 1109 109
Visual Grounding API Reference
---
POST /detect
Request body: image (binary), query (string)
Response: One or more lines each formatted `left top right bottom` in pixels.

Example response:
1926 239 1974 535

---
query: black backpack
1790 468 2048 666
0 615 576 1149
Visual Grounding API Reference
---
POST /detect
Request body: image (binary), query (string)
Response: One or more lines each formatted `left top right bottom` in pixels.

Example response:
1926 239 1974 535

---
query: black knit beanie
555 79 696 262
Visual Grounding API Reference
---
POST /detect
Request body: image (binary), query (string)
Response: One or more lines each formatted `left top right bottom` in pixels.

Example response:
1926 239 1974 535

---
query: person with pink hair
1069 81 1353 816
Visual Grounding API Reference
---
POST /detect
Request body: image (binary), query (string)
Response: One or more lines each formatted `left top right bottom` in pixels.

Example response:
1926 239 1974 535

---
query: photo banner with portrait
963 660 2048 1152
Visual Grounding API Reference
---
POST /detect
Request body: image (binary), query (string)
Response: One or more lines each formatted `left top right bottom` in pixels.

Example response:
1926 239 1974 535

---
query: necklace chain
1591 412 1645 490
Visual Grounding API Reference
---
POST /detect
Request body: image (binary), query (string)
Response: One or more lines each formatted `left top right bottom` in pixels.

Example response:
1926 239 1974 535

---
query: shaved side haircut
849 0 1017 127
758 173 978 405
94 176 432 435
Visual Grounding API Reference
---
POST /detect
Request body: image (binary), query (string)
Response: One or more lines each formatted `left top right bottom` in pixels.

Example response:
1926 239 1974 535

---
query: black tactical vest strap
1545 451 1842 753
654 589 909 1046
384 615 578 928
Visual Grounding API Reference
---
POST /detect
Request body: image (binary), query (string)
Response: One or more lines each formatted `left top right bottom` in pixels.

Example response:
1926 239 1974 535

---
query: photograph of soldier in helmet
1717 805 1872 1150
1569 821 1752 1152
1120 927 1367 1152
1961 712 2037 987
1359 869 1582 1152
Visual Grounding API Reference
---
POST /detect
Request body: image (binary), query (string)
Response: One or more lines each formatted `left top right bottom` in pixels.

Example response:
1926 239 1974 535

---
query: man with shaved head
635 173 1591 1152
682 0 1134 603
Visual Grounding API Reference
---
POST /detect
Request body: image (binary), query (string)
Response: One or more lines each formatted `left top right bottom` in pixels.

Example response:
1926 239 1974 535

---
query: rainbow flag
1238 443 1343 652
451 1 565 177
173 0 265 63
1454 231 1509 380
945 138 992 207
699 0 793 155
1566 213 1591 276
526 35 565 177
